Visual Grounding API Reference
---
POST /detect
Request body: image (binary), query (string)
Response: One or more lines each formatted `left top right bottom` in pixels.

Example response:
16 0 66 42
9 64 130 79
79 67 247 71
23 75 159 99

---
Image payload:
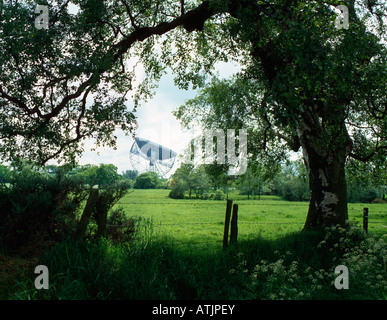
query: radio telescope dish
129 137 178 178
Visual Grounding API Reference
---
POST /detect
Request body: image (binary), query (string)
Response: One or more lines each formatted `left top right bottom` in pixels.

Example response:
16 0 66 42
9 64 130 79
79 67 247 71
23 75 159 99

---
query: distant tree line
167 159 387 203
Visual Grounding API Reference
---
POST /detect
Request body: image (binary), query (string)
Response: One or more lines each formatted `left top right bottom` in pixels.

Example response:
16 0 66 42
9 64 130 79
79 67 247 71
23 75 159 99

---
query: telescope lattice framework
129 137 178 178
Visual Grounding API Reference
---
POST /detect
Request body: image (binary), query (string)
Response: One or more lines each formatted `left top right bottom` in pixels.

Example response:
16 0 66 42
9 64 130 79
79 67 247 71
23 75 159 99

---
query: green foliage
5 222 386 300
237 165 270 199
172 0 387 227
229 223 386 300
0 0 138 164
168 164 212 199
269 160 310 202
346 160 386 203
0 164 11 183
0 162 131 252
347 184 379 203
97 180 132 212
202 163 230 192
201 189 227 200
122 170 139 181
106 207 152 245
71 164 124 188
168 178 186 199
169 164 197 199
210 189 226 200
134 171 162 189
174 76 288 175
0 164 89 252
274 178 310 202
2 188 386 299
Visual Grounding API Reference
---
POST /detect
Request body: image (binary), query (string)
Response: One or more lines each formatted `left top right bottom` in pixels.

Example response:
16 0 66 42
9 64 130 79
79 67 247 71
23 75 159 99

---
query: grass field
115 189 387 252
2 189 386 300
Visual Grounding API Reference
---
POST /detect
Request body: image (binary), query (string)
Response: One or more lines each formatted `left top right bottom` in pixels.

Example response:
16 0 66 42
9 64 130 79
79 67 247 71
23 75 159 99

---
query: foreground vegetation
1 189 386 300
1 224 386 300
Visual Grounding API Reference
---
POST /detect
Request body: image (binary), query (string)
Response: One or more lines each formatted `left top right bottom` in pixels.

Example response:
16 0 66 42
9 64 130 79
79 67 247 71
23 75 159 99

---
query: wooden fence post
223 200 233 250
230 204 238 245
95 193 109 239
75 187 99 240
363 207 368 234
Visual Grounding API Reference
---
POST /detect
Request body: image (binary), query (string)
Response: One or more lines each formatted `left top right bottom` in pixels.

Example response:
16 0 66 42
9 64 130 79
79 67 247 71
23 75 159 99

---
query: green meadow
116 189 386 251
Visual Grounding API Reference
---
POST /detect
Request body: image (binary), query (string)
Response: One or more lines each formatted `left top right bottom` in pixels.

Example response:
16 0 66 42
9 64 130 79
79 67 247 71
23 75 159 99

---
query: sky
77 61 241 176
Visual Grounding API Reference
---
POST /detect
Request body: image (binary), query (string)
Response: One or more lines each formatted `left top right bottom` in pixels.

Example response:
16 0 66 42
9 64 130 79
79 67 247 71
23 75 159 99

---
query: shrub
372 198 386 204
279 179 310 201
0 167 89 252
347 185 378 203
168 178 187 199
229 223 387 300
210 189 226 200
169 188 185 199
134 172 162 189
0 164 131 253
202 193 210 200
106 207 152 245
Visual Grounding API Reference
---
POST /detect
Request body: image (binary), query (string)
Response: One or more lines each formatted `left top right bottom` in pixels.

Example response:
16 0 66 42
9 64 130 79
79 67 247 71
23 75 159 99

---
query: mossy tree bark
298 109 352 229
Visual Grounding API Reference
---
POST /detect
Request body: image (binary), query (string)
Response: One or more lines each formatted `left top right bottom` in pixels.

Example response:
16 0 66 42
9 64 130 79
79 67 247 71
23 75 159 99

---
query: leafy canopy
174 0 387 179
0 0 386 175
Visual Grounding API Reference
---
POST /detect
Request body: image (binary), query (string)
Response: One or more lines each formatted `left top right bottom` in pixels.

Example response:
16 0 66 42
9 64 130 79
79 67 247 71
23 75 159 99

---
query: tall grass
5 223 386 300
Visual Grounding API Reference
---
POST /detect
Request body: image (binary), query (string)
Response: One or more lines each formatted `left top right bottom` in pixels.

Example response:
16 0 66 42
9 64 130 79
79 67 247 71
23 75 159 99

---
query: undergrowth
2 222 386 300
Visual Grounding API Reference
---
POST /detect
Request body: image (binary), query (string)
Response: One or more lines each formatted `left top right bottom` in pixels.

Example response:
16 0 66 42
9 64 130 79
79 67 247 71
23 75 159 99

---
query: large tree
0 0 220 164
1 0 386 229
173 1 387 229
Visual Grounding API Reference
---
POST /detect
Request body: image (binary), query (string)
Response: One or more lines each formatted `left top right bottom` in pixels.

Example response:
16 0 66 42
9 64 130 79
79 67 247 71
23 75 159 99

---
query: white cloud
77 61 241 176
78 72 196 175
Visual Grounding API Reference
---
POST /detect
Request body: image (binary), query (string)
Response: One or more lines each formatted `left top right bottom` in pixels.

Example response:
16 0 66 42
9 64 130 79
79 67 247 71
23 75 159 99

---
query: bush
347 185 378 203
0 164 131 253
202 193 210 200
210 189 226 200
229 223 387 300
371 198 386 204
134 172 162 189
169 188 185 199
168 178 187 199
280 179 310 201
0 167 89 252
106 207 152 245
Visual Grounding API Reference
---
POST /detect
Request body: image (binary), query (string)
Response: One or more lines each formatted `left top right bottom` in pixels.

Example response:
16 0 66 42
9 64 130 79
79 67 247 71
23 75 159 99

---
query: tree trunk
303 149 348 228
298 113 352 229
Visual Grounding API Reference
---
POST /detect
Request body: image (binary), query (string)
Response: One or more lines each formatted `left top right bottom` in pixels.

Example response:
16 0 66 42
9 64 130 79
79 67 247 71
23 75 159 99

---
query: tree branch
40 87 91 165
181 0 185 15
0 85 42 118
120 0 140 29
367 96 387 120
113 0 222 58
37 1 225 123
349 143 387 162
